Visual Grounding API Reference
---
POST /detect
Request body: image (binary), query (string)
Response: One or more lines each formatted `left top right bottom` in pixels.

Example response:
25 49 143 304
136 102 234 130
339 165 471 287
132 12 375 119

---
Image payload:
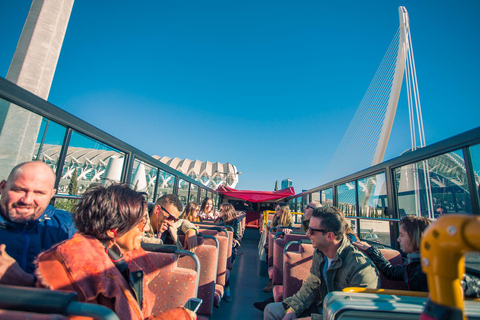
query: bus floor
211 227 272 320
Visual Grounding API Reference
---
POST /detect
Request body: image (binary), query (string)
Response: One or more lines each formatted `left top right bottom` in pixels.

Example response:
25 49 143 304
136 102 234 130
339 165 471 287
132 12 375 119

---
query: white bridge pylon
374 6 426 166
322 6 425 185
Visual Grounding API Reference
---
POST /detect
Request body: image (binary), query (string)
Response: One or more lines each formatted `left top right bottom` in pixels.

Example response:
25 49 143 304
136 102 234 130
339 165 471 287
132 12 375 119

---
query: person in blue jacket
0 161 76 286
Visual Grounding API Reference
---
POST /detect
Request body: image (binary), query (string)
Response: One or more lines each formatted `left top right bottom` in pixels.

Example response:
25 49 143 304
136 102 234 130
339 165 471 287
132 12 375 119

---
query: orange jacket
36 233 193 320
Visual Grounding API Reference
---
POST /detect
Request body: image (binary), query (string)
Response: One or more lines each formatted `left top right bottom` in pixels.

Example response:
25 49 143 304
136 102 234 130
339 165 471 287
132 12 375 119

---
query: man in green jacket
264 207 379 320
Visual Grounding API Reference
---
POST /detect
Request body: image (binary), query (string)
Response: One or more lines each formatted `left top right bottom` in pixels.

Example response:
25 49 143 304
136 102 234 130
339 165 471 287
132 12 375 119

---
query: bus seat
378 249 409 290
0 284 119 320
146 252 198 316
178 236 218 318
198 228 229 308
0 310 69 319
281 241 314 301
225 228 234 270
272 233 309 301
357 247 408 291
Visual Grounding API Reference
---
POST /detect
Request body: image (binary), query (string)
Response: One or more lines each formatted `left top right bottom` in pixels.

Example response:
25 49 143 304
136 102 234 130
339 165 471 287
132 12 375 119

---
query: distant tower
0 0 74 178
281 179 292 189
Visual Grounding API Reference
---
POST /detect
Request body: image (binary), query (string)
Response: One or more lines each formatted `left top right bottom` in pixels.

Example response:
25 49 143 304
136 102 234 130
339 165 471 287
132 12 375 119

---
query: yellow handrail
420 214 480 319
261 210 303 231
342 287 429 298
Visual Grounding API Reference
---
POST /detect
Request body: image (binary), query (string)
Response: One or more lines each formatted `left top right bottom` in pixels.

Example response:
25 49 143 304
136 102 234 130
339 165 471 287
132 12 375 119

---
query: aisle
211 228 272 320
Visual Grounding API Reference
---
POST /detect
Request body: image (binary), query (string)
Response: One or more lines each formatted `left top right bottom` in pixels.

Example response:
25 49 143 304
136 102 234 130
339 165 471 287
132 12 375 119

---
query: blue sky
1 1 479 192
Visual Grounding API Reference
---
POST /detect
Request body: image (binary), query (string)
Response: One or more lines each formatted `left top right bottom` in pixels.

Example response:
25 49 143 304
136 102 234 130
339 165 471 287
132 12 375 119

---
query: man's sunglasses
308 227 336 235
161 205 179 222
305 204 314 210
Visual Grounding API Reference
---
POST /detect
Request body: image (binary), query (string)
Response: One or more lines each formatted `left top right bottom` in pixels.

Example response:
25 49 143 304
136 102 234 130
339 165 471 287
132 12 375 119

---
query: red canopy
216 185 295 203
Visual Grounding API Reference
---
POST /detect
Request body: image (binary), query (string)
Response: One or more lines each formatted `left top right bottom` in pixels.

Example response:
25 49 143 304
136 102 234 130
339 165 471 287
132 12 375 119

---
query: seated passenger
36 184 195 320
146 194 198 251
354 215 480 297
199 197 218 220
263 207 379 320
300 201 322 232
214 203 241 241
0 161 75 286
271 202 295 230
354 215 431 292
182 202 203 223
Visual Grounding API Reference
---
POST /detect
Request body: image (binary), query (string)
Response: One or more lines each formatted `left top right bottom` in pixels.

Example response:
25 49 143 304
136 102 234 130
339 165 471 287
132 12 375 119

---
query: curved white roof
153 156 240 188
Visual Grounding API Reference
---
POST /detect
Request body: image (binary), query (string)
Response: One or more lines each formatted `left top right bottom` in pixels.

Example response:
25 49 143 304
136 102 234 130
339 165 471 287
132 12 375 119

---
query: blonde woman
271 202 294 229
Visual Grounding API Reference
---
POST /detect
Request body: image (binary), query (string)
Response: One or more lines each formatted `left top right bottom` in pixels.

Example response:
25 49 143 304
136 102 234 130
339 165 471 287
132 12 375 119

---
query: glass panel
321 188 333 207
177 179 190 206
300 196 307 212
357 173 388 218
394 149 471 219
346 218 357 237
211 193 216 207
359 219 390 246
58 131 125 196
189 184 199 203
156 169 176 197
33 118 67 174
199 188 207 205
337 182 356 217
288 199 295 211
311 192 321 203
469 144 480 213
131 159 157 202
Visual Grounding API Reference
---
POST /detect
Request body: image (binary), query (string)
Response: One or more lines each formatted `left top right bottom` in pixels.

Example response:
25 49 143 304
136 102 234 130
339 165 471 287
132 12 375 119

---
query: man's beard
6 204 39 223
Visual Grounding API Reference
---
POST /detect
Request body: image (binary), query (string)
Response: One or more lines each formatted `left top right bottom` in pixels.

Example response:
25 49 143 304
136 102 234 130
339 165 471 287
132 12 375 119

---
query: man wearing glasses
263 207 379 320
301 201 322 233
146 194 198 251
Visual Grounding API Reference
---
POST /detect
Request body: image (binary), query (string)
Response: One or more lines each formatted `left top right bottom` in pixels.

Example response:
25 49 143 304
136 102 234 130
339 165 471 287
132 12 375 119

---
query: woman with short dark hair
36 184 195 320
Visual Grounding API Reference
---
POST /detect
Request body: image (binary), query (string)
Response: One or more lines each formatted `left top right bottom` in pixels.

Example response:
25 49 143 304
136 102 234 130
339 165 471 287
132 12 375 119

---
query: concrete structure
153 156 240 189
0 0 74 179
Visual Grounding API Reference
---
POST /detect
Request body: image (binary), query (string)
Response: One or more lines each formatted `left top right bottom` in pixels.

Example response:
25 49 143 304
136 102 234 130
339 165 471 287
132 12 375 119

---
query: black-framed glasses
305 204 314 210
161 205 179 222
308 227 336 235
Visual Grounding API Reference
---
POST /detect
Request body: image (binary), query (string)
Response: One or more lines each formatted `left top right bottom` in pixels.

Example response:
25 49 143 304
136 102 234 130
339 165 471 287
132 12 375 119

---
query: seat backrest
0 310 69 320
267 230 276 267
146 252 198 316
356 247 408 291
225 229 234 269
378 249 408 291
283 242 315 299
272 232 309 286
198 229 229 287
177 237 218 317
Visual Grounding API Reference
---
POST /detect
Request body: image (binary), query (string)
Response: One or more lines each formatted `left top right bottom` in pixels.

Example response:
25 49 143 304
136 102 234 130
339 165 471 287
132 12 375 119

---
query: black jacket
366 246 428 292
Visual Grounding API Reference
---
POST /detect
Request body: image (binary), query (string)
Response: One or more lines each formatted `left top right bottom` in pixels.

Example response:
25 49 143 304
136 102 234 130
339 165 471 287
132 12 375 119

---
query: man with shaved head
0 161 76 286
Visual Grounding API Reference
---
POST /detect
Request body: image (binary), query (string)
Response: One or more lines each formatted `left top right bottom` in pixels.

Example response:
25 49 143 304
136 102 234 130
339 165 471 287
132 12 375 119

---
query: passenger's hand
283 229 292 235
282 309 296 320
184 229 198 252
353 241 371 251
0 244 35 286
